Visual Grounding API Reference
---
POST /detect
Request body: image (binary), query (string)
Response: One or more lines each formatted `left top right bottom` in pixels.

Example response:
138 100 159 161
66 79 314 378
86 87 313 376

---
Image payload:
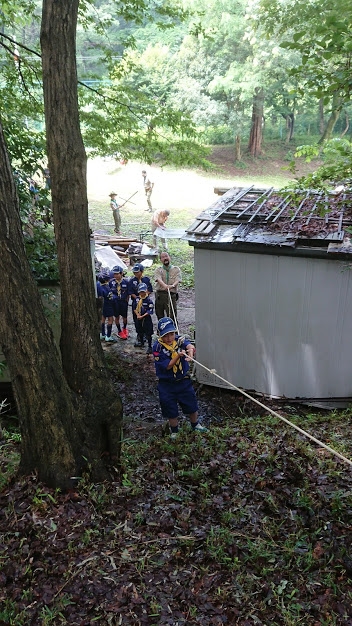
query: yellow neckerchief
158 339 183 376
135 293 147 315
116 278 122 297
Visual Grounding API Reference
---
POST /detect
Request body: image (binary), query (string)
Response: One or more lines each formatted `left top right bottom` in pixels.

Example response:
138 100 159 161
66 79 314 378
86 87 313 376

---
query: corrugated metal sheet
194 249 352 400
186 186 352 256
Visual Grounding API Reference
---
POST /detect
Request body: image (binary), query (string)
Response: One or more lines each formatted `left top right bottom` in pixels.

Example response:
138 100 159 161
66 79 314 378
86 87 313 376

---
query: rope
187 355 352 468
167 288 179 333
161 291 351 466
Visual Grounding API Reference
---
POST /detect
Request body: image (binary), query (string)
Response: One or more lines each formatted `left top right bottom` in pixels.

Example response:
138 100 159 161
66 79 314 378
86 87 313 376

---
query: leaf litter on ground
1 288 352 624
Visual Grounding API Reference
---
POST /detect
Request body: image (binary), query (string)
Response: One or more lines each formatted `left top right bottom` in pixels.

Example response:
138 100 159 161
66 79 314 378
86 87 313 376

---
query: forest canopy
1 0 352 212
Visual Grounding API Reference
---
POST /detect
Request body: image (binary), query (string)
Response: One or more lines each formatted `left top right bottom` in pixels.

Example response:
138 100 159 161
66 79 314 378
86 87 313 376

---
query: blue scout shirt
132 295 154 317
153 335 192 381
129 275 153 298
109 276 129 301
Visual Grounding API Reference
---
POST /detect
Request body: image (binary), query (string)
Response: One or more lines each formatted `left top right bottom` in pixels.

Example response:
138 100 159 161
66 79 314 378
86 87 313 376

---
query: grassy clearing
86 153 301 238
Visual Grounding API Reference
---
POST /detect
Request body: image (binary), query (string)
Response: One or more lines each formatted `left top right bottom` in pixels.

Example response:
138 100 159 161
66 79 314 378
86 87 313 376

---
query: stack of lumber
92 233 139 249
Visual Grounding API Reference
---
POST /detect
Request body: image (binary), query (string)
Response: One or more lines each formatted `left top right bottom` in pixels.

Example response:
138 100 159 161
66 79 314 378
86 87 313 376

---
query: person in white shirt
151 209 169 250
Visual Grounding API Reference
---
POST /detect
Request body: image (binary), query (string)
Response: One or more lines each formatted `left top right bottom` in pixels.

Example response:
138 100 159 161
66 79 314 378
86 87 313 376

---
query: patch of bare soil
105 286 273 449
208 144 322 180
105 287 241 438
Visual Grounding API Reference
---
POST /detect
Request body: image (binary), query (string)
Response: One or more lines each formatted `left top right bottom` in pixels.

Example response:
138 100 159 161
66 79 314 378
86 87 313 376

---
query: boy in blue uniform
132 283 154 354
97 272 117 343
153 317 208 439
109 265 130 339
128 263 153 347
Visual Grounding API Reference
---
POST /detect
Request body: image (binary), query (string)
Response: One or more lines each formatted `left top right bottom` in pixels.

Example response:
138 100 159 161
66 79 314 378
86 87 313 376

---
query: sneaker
146 346 153 354
100 334 105 341
170 432 178 440
122 328 129 339
192 423 208 433
117 330 124 339
105 335 117 343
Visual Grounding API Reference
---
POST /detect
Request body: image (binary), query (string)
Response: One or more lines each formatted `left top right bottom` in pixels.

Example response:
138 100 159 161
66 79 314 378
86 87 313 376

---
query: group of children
96 261 208 439
96 262 154 353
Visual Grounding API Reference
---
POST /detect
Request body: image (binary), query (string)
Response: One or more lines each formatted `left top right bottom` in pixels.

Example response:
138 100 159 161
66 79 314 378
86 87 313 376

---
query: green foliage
287 137 352 190
201 125 234 144
256 0 352 103
79 64 211 167
24 227 59 281
0 426 21 490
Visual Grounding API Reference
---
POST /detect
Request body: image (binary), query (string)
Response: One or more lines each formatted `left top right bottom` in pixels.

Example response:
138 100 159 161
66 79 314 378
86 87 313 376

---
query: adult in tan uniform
154 252 181 322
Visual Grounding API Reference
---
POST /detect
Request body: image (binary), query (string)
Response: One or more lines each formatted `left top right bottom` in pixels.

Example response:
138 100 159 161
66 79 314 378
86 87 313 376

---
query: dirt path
102 286 231 436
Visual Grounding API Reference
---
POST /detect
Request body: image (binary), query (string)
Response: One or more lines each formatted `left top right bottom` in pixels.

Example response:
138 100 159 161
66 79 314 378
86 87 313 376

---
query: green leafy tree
255 0 352 184
0 0 209 489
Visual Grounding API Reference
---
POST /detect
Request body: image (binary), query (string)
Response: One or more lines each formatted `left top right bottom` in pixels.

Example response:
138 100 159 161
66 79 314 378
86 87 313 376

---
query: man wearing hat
128 263 153 347
154 252 181 323
153 317 208 439
142 170 154 212
109 191 121 234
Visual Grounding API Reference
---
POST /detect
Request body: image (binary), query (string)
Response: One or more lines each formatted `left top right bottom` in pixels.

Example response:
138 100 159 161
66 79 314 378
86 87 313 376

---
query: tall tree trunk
285 113 294 144
234 134 241 161
0 120 76 489
0 0 123 490
318 98 325 135
318 93 342 145
248 87 264 157
341 110 349 137
40 0 122 484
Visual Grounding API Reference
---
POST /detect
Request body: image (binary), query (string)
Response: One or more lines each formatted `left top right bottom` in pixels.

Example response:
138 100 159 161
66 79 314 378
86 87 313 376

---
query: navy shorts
136 316 153 337
157 377 198 419
102 302 114 318
113 300 128 318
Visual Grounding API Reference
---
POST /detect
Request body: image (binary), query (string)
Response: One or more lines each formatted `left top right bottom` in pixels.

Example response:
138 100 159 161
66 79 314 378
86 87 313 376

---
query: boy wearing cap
97 272 117 343
109 192 121 234
153 317 208 439
109 266 130 339
132 283 154 354
129 263 153 347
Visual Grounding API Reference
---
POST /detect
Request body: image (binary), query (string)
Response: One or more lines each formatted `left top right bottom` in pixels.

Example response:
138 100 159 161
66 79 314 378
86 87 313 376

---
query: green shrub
201 125 234 145
24 226 59 281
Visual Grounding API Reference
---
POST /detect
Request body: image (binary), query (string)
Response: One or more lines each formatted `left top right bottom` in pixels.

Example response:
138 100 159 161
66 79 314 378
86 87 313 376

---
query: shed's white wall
194 249 352 398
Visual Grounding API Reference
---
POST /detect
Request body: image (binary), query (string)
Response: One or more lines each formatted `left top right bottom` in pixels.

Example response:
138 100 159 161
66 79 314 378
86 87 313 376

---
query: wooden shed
186 186 352 406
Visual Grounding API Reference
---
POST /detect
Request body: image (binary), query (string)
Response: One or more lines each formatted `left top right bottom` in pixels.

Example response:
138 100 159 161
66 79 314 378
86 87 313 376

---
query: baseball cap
138 282 148 293
112 265 123 274
158 317 176 337
132 263 144 273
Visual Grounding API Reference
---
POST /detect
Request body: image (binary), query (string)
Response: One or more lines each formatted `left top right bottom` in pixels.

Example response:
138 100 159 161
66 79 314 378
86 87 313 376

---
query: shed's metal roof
186 186 352 257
